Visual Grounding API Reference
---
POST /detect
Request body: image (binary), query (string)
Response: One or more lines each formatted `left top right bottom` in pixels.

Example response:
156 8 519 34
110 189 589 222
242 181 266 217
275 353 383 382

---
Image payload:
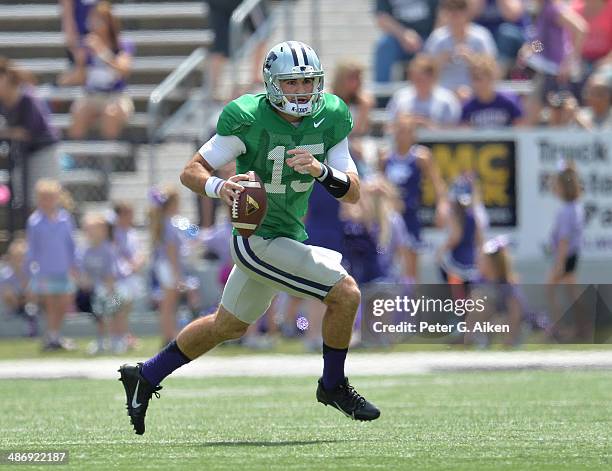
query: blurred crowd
0 153 586 351
373 0 612 128
1 0 608 350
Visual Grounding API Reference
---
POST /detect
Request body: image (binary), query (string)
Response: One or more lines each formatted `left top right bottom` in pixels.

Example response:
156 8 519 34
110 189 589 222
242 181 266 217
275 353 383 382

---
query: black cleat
316 377 381 421
118 363 162 435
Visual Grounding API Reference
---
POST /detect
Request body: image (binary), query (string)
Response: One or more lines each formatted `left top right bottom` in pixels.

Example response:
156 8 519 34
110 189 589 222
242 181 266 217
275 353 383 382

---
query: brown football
231 171 268 238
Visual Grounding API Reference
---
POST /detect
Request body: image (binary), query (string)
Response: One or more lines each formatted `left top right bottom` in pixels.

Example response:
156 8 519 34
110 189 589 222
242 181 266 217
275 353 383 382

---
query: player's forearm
340 173 360 204
180 153 211 196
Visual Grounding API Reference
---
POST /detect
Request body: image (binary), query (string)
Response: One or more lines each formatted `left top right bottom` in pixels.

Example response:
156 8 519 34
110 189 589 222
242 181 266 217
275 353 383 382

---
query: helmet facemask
267 69 324 117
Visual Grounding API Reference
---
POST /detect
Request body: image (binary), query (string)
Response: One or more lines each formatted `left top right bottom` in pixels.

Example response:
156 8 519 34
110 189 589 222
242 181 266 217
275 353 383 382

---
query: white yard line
0 351 611 379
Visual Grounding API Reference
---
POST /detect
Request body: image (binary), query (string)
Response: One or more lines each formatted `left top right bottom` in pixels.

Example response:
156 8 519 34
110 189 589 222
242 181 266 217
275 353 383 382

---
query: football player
119 41 380 435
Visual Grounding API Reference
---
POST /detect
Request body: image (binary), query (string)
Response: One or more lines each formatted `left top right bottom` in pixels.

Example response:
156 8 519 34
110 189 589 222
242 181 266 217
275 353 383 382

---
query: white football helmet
262 41 324 117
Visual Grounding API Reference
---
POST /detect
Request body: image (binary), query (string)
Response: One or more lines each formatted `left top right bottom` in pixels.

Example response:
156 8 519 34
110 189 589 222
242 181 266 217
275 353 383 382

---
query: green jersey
216 93 353 241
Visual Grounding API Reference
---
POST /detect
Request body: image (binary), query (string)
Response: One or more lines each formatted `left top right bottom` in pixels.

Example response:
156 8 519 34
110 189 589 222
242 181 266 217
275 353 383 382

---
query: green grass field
2 370 611 470
1 336 611 360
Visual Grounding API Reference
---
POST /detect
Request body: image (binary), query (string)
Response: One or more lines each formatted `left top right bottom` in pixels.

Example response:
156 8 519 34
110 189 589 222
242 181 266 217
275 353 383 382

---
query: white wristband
204 176 225 198
315 164 329 182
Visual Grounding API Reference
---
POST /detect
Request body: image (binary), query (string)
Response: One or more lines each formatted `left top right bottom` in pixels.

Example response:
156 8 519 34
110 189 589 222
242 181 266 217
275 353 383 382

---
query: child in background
383 115 447 282
437 178 484 287
26 179 77 351
78 213 123 354
548 161 584 284
341 179 409 285
470 236 524 346
198 162 235 288
546 161 587 340
150 186 200 345
340 178 412 347
112 201 145 352
461 54 524 127
0 239 38 337
357 177 413 284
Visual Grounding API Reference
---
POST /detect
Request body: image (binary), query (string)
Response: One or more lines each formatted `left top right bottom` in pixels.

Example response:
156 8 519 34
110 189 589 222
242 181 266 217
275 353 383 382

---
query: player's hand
219 174 250 207
286 149 323 177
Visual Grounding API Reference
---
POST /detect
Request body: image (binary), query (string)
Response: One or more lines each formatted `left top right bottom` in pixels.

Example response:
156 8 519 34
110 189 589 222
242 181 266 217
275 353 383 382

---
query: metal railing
147 47 207 186
229 0 325 92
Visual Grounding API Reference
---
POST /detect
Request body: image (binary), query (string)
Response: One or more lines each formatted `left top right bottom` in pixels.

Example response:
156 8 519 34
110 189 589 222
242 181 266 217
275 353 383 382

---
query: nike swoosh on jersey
132 380 142 408
314 118 326 128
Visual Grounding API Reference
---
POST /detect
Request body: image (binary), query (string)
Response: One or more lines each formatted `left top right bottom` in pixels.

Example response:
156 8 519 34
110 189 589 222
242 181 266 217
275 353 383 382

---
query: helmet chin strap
278 98 314 117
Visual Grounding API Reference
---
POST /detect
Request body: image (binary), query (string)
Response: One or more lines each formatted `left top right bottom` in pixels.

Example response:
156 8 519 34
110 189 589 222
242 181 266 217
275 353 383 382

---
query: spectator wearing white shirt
386 54 461 127
577 74 612 129
424 0 497 100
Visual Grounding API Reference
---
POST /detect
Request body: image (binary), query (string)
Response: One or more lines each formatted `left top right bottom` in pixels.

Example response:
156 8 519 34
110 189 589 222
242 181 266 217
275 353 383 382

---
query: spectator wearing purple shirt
26 180 77 351
383 115 447 282
519 0 587 124
341 178 412 284
364 181 412 283
0 238 38 337
461 54 524 127
548 162 584 283
67 2 135 140
58 0 99 85
0 58 60 207
436 179 484 286
470 236 525 346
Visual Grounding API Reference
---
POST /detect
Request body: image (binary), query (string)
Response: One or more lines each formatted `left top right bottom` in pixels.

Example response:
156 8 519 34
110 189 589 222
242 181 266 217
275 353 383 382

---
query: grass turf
1 370 611 470
1 336 611 360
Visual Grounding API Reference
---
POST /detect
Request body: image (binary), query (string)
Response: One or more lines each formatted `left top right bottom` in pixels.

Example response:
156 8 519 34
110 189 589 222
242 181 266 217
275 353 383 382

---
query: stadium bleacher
0 0 212 215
